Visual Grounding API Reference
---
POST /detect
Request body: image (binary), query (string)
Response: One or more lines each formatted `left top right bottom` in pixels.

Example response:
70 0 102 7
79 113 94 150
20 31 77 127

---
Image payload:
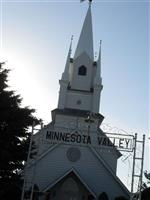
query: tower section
58 5 103 113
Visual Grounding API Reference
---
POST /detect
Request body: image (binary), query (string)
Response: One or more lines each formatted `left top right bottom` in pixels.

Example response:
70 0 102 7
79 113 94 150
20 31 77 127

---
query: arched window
78 65 87 76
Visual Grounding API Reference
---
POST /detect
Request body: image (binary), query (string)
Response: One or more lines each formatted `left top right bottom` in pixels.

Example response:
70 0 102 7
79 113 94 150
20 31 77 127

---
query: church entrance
59 177 79 200
44 171 95 200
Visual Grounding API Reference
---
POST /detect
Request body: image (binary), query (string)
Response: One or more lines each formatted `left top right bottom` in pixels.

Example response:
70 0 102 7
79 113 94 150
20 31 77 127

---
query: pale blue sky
0 0 149 189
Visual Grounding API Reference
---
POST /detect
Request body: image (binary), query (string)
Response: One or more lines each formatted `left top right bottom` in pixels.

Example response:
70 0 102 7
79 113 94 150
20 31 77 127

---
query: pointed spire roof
62 36 73 80
74 5 94 60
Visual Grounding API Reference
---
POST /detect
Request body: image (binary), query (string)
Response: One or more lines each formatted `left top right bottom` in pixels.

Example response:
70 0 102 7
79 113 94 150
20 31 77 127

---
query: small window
78 65 87 76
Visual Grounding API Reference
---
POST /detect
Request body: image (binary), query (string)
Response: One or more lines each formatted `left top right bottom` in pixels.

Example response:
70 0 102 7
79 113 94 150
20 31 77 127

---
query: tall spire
62 35 73 80
74 5 94 60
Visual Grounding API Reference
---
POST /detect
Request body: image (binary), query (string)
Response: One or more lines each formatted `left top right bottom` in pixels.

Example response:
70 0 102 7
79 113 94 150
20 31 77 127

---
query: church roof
89 145 129 196
51 108 104 124
74 5 94 60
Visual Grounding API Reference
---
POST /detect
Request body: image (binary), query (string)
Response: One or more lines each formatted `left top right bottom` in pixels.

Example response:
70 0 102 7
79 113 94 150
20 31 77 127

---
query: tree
144 170 150 185
141 187 150 200
0 62 40 200
141 170 150 200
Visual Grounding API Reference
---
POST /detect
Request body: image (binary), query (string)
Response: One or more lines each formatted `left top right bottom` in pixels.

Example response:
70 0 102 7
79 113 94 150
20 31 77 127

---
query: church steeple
58 3 103 113
74 5 93 60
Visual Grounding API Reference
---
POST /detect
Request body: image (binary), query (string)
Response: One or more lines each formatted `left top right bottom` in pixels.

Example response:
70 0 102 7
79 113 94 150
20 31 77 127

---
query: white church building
23 2 130 200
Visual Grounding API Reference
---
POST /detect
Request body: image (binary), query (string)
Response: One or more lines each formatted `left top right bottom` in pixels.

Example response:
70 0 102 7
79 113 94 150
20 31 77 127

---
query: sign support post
130 133 145 200
138 134 145 200
131 133 137 199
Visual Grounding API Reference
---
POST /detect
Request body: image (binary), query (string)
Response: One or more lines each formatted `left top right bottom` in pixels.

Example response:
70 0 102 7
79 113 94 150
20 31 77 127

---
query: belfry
58 4 102 113
22 2 130 200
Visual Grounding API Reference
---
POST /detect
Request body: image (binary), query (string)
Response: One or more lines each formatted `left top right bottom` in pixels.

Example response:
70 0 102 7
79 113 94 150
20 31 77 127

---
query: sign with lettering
46 130 91 145
101 133 134 152
46 130 134 152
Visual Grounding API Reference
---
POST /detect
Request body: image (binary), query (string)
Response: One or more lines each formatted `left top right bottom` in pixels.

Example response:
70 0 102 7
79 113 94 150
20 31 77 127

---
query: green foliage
0 62 40 200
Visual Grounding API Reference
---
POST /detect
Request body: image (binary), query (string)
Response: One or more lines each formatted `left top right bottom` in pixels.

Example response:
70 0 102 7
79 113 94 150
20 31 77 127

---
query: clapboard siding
25 143 129 199
23 111 129 200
